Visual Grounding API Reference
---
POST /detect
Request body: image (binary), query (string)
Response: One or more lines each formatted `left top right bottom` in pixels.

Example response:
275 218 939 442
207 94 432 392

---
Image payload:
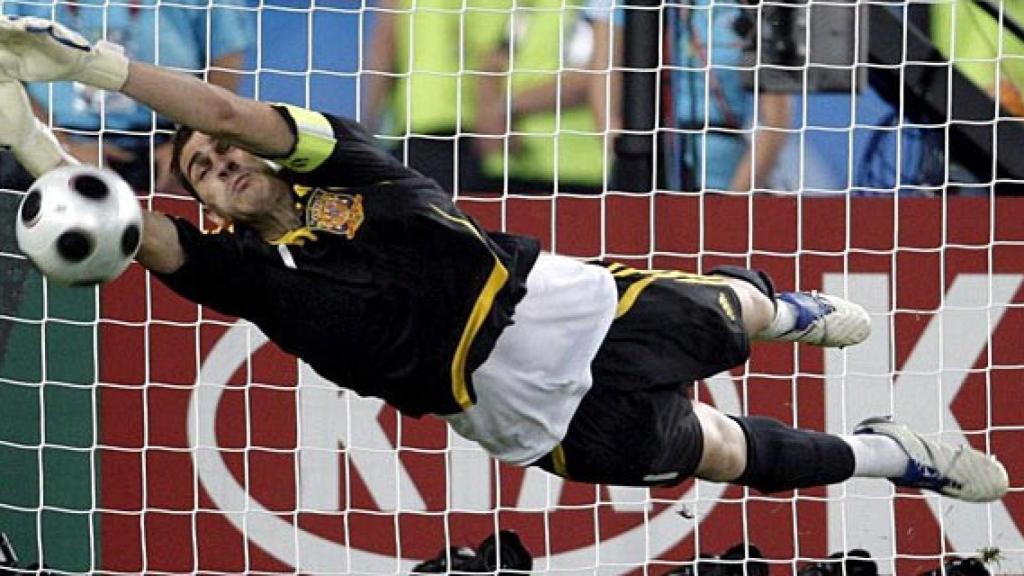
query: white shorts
443 252 618 466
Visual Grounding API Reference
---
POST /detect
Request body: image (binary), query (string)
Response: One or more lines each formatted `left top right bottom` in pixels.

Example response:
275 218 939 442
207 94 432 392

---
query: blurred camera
797 549 878 576
734 0 866 93
411 530 533 575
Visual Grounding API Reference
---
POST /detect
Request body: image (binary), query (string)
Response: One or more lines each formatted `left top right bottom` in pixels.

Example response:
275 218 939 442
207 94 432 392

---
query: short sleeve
269 104 422 187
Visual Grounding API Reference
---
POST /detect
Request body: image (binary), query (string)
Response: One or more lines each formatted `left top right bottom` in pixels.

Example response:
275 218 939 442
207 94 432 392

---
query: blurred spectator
474 0 607 194
364 0 505 194
586 0 622 138
931 0 1024 116
1 0 253 193
588 0 790 193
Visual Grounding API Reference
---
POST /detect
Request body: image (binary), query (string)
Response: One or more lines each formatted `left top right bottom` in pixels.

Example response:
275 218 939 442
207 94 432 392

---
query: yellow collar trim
271 227 318 246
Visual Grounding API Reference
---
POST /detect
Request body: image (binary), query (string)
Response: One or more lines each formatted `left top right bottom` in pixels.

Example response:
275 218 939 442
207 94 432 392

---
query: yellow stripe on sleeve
278 105 337 173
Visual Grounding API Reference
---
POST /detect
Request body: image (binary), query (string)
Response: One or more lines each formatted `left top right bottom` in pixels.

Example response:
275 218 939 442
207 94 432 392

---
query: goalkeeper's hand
0 15 128 91
0 80 76 176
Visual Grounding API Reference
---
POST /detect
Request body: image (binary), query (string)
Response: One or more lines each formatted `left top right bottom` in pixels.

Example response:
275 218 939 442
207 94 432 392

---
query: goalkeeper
0 16 1009 502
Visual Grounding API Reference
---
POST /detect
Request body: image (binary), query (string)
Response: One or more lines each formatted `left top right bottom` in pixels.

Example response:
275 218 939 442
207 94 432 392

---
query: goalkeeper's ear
0 80 76 176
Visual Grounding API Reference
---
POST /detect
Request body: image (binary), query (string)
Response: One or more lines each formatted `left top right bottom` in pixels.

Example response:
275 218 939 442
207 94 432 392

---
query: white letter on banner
298 362 426 512
827 274 1024 572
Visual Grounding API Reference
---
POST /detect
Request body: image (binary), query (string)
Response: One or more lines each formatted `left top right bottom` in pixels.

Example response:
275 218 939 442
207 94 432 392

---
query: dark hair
170 124 202 203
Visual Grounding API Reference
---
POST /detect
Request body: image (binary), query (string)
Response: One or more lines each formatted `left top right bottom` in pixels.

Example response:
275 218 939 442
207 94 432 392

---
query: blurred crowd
362 0 1024 196
1 0 1022 196
363 0 791 195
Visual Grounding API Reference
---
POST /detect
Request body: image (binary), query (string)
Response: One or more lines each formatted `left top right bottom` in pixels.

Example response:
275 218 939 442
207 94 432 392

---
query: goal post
1 0 1024 574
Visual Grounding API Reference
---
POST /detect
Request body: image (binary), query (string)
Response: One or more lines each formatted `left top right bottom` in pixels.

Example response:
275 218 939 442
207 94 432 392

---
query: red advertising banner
98 196 1024 574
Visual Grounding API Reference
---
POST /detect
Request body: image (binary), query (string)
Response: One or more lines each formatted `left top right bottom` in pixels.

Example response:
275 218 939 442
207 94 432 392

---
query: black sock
732 415 855 494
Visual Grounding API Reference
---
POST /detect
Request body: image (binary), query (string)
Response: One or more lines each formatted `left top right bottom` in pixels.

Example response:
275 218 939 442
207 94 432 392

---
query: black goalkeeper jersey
157 105 540 416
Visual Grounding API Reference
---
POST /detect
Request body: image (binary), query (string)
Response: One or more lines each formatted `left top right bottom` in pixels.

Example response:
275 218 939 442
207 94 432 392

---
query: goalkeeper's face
179 132 290 225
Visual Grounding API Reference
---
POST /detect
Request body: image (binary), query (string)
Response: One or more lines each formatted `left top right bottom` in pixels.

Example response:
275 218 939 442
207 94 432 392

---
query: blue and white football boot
773 291 872 348
855 417 1009 503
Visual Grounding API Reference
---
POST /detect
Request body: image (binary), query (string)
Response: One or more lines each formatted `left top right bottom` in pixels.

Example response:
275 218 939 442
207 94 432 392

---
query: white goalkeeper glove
0 15 128 91
0 80 76 176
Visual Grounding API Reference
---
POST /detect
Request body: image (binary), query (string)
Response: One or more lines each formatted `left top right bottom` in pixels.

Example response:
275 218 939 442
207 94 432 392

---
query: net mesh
0 0 1023 574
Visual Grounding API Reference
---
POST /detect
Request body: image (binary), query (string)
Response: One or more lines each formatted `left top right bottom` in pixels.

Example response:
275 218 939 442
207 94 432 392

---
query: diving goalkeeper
0 16 1009 501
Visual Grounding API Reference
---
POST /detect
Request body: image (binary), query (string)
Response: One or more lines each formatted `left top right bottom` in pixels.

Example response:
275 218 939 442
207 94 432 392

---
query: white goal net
1 0 1023 574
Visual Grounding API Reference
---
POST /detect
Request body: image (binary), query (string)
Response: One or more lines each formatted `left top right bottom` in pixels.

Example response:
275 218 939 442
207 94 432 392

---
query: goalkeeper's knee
732 415 855 494
709 265 777 334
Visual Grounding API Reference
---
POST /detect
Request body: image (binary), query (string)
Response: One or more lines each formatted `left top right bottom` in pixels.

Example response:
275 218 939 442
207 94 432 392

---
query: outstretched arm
121 61 293 159
135 210 185 274
0 15 298 274
0 15 294 158
0 78 187 274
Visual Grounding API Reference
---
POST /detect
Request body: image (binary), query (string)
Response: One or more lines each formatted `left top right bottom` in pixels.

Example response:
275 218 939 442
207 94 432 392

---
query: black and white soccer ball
15 165 143 286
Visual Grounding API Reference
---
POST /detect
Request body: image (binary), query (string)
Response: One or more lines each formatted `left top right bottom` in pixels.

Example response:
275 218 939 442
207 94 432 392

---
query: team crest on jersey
306 189 365 239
